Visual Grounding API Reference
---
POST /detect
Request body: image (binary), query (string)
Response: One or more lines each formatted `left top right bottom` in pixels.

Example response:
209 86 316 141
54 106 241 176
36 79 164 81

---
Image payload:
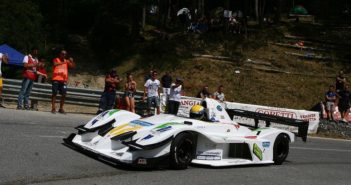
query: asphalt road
1 108 351 185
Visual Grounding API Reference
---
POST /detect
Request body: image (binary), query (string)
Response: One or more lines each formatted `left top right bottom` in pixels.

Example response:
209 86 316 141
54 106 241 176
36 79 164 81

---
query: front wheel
170 132 194 170
273 133 290 165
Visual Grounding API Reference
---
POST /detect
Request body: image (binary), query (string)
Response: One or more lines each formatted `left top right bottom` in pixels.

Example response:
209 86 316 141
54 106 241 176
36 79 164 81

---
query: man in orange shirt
51 50 75 114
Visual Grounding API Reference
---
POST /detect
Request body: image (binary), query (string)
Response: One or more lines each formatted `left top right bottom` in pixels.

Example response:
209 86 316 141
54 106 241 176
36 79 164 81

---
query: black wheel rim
176 139 193 164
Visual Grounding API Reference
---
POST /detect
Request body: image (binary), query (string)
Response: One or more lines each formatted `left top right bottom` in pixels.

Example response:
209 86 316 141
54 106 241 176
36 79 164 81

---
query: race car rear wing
226 109 309 142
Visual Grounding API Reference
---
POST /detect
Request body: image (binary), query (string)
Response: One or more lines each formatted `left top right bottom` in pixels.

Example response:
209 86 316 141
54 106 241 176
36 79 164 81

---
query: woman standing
124 73 137 113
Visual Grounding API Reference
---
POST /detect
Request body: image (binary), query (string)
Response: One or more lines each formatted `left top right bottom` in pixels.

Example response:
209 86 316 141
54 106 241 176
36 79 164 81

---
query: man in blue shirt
325 85 337 121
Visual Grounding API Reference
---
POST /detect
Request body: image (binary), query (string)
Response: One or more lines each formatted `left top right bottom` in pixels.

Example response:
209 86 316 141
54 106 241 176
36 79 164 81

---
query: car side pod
226 109 309 142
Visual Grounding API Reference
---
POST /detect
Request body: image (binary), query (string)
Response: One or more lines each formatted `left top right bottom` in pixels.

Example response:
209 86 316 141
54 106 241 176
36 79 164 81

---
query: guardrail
2 79 147 111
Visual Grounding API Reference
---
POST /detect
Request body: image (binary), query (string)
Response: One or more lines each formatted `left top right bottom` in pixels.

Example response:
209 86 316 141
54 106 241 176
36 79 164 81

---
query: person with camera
17 48 47 110
51 50 75 114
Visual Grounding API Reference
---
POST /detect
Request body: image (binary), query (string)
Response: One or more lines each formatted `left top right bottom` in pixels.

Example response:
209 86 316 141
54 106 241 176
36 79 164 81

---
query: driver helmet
189 104 205 120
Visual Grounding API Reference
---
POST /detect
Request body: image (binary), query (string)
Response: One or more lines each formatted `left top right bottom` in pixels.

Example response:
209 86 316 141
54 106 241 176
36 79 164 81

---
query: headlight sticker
253 143 263 160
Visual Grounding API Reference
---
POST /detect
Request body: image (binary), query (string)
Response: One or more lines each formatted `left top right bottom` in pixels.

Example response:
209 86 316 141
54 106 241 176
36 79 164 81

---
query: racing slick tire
170 132 194 170
273 133 290 165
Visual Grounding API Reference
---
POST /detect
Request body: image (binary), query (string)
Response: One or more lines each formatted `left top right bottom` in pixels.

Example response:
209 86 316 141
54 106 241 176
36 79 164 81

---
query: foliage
0 0 43 53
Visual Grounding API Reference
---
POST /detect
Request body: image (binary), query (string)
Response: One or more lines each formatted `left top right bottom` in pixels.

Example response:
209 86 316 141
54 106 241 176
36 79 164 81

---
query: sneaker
24 106 30 110
51 109 56 114
58 109 66 114
17 106 23 110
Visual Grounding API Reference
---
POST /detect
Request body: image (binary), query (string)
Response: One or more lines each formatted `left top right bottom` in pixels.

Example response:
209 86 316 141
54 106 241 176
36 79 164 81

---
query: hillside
67 22 351 110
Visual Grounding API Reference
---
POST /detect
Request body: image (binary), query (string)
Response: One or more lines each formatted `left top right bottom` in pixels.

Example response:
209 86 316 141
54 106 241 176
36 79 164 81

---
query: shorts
52 81 67 95
326 101 335 111
0 77 2 87
124 91 135 98
147 96 160 108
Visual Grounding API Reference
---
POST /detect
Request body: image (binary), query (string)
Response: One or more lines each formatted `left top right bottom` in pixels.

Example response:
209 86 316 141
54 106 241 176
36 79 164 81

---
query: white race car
64 98 308 169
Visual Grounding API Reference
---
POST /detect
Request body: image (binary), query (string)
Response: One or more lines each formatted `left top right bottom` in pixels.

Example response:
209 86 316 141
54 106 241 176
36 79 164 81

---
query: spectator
144 70 153 82
97 70 120 114
213 85 225 102
338 84 351 122
37 58 47 83
167 78 183 115
197 86 212 99
17 48 47 110
161 71 172 100
0 53 9 108
51 50 75 114
143 71 161 115
325 85 337 121
336 70 347 94
124 73 137 113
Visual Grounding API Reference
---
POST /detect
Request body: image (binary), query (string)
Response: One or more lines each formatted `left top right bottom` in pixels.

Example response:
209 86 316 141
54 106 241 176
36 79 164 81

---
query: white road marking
291 146 351 153
38 135 65 138
309 136 351 142
22 134 65 139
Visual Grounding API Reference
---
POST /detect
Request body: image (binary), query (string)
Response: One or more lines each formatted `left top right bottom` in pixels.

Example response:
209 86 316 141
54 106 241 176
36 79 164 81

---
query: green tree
0 0 43 52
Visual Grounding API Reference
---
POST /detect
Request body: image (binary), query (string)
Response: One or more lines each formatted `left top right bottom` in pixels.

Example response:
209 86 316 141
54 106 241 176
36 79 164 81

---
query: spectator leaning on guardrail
17 48 47 110
0 53 9 108
213 85 225 102
97 70 120 114
51 50 75 114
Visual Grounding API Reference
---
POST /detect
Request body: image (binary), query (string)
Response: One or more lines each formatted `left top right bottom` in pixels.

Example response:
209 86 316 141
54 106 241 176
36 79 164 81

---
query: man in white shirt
143 71 161 115
213 85 225 102
17 48 39 110
0 53 9 108
167 78 183 115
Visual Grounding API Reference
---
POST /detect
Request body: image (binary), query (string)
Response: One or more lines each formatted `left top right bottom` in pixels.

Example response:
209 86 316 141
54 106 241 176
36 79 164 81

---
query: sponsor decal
180 99 201 106
256 108 297 119
253 143 263 160
108 109 120 116
137 158 147 165
142 134 154 140
216 105 223 112
196 150 222 160
300 114 317 121
262 142 270 148
130 120 154 127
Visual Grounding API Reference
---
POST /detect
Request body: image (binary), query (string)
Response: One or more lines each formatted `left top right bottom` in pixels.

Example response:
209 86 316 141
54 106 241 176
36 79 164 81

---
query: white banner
160 95 320 134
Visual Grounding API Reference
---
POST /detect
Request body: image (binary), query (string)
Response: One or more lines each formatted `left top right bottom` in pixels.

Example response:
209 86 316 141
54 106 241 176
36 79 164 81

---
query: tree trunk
142 4 146 29
256 0 265 27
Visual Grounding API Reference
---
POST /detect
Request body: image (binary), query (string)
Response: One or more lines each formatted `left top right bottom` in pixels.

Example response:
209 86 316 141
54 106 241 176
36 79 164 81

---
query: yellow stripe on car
107 123 142 137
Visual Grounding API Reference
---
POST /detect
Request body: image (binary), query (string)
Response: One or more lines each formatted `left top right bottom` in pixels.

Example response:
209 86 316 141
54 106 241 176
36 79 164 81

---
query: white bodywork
68 98 295 167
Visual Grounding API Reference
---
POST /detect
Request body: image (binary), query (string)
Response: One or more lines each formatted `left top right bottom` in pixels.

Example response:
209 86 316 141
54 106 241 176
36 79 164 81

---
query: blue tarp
0 44 24 66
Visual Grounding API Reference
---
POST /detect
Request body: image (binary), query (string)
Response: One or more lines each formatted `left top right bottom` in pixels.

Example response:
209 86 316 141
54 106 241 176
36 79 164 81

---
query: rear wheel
273 133 290 165
170 132 194 169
